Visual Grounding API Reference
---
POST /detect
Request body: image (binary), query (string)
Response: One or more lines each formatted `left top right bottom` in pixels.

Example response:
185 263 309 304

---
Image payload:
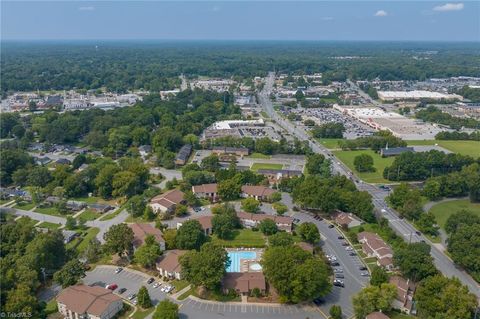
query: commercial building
357 232 394 269
211 146 250 157
149 189 185 213
378 90 462 101
56 285 123 319
156 250 187 280
380 147 414 157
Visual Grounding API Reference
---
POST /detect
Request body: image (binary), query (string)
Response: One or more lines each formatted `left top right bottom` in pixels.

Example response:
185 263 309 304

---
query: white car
381 209 387 214
345 246 353 251
115 267 123 274
153 282 160 288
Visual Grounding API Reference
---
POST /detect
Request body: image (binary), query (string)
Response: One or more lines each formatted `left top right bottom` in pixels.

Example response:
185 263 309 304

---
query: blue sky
2 1 479 41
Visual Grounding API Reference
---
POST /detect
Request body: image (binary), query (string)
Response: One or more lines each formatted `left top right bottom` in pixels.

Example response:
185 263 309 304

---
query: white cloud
433 3 464 12
374 10 388 17
78 6 95 11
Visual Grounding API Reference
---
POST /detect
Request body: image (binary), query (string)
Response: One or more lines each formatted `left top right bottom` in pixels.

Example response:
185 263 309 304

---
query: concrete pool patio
226 248 264 273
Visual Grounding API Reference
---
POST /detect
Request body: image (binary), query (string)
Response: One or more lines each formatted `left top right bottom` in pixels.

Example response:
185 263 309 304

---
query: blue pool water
226 251 257 272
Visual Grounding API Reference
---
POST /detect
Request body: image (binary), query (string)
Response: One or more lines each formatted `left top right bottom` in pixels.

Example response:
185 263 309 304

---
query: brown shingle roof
357 232 393 257
56 285 121 316
192 183 218 194
151 189 185 209
241 185 275 197
237 212 293 225
389 275 416 304
334 211 353 226
222 272 266 293
194 215 213 230
156 250 187 273
366 312 390 319
128 223 164 248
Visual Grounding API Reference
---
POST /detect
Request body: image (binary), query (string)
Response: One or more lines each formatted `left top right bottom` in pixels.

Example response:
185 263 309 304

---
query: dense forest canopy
2 41 480 93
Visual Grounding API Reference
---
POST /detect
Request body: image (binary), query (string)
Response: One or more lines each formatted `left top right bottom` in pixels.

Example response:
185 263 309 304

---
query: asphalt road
261 72 480 298
84 266 325 319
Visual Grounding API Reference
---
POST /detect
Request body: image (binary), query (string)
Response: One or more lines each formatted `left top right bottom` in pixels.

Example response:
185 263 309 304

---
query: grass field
429 199 480 230
315 138 344 149
212 229 265 248
37 221 62 230
99 207 123 221
78 209 100 222
35 206 64 217
248 152 271 159
250 163 283 171
171 280 190 292
74 228 100 253
406 140 480 158
14 202 36 211
333 150 394 183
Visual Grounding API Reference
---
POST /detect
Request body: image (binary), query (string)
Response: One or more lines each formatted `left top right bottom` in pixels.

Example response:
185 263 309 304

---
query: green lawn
78 209 100 222
44 299 58 315
99 207 123 221
74 228 100 253
131 307 154 319
406 140 480 158
35 206 65 217
315 138 344 149
248 152 271 159
250 163 283 171
13 202 36 211
177 287 195 300
71 196 103 204
429 199 480 230
171 280 190 292
37 221 62 230
212 229 265 248
333 150 394 183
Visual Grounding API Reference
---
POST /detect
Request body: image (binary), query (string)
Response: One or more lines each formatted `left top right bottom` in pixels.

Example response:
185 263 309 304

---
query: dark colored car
328 224 335 228
341 241 349 246
147 277 155 284
313 298 324 306
118 288 127 294
359 266 368 271
335 274 344 279
331 262 340 267
337 236 344 240
349 252 357 256
333 281 345 287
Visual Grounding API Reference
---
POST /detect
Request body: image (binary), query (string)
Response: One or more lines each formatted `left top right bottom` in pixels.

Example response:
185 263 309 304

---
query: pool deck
226 248 264 273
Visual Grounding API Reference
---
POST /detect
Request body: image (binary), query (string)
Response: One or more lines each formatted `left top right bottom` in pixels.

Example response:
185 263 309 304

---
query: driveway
150 167 182 189
86 209 129 243
83 266 325 319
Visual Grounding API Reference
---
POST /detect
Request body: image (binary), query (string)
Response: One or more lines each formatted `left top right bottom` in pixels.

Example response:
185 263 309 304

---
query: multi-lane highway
260 72 480 298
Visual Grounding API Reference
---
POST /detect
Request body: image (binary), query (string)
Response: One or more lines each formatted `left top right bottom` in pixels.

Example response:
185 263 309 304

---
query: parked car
127 294 137 300
106 284 117 291
359 266 368 271
132 299 138 305
341 242 349 246
115 267 123 274
345 246 353 251
118 288 127 294
328 224 334 229
360 272 370 277
147 277 155 284
337 236 344 240
333 268 343 273
313 298 324 306
331 262 340 267
153 282 160 288
333 280 345 287
349 252 357 256
335 274 344 279
193 207 201 213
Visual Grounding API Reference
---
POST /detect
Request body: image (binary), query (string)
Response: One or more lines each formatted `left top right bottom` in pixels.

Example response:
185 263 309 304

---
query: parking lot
291 211 370 318
285 107 375 139
83 266 325 319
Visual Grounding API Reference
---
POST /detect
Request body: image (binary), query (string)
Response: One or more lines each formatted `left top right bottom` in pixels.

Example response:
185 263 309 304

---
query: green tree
393 242 437 282
137 286 152 309
53 259 85 288
4 284 39 317
445 209 480 234
262 245 331 303
353 154 375 172
83 238 102 263
297 222 320 244
201 154 220 172
180 242 229 289
134 235 162 268
329 305 342 319
272 202 288 215
153 300 179 319
143 206 156 221
241 197 261 213
422 178 442 201
306 154 331 176
162 229 177 250
415 275 477 319
448 224 480 281
176 220 206 250
174 204 188 217
270 191 282 202
352 284 397 319
126 195 146 217
370 266 388 286
94 164 120 199
103 223 134 257
212 209 239 239
218 178 242 201
65 216 77 230
27 166 52 187
268 232 294 247
112 170 139 198
258 219 278 235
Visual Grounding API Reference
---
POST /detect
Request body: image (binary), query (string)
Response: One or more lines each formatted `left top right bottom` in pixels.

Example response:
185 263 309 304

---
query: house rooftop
151 189 185 209
222 272 266 294
128 223 164 248
56 285 121 316
241 185 275 198
192 183 218 194
156 250 187 273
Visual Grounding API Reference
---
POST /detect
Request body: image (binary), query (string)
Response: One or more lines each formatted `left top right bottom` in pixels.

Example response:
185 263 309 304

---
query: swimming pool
226 251 257 272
